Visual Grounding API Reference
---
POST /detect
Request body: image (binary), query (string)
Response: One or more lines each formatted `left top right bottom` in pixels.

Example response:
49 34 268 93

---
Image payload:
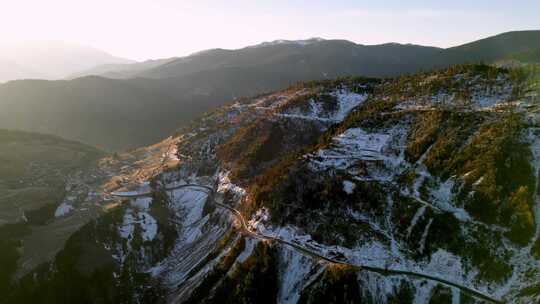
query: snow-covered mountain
4 64 539 303
249 38 327 48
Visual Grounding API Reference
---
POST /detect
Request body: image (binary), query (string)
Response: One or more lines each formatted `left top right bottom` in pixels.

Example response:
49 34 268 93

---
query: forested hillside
3 64 539 303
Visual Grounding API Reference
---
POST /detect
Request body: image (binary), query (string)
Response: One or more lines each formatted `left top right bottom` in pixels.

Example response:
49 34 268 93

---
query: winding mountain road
111 184 502 304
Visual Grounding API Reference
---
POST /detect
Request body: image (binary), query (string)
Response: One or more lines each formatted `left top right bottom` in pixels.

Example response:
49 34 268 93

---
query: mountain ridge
1 30 539 152
72 30 540 80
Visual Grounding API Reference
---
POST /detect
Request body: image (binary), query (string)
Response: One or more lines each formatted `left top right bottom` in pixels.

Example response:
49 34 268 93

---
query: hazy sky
2 0 539 61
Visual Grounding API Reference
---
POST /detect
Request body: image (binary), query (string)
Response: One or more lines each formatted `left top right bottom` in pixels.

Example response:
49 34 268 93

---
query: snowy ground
118 207 158 242
277 245 325 304
309 124 409 182
252 220 494 303
277 90 368 123
394 75 514 113
262 119 535 302
148 175 233 294
54 201 74 217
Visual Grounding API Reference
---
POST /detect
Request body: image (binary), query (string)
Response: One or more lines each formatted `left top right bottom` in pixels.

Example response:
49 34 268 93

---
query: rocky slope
3 64 540 304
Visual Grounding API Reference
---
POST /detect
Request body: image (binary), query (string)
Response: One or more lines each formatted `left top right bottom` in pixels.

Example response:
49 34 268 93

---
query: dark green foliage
0 224 27 297
389 192 513 282
405 110 484 166
24 201 60 225
385 282 415 304
460 292 481 304
5 205 170 304
468 248 512 284
296 77 379 93
299 265 361 304
6 220 119 304
251 160 388 246
210 242 279 304
149 189 179 253
429 214 512 283
218 115 324 182
246 151 302 216
276 93 334 114
423 212 461 253
453 116 535 242
504 186 536 244
184 237 246 304
391 195 427 237
519 283 540 298
404 108 536 244
185 241 279 304
428 285 453 303
531 238 540 259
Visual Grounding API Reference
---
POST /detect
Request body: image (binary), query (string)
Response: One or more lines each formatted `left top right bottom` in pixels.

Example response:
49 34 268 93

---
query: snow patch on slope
150 177 232 293
218 171 246 199
492 128 540 301
342 180 356 194
309 124 409 181
54 202 74 217
278 245 324 304
169 187 208 228
131 197 152 210
277 90 368 123
428 178 471 222
251 219 496 301
357 272 408 303
118 208 158 242
236 238 257 263
333 90 368 121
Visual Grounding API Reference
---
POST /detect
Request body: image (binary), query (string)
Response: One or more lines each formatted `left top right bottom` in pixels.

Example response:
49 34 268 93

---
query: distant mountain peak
0 41 134 82
249 37 326 48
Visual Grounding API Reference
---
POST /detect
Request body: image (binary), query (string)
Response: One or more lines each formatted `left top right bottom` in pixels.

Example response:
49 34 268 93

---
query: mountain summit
250 37 327 48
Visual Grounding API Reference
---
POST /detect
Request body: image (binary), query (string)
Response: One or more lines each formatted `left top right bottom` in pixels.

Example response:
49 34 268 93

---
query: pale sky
1 0 539 61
